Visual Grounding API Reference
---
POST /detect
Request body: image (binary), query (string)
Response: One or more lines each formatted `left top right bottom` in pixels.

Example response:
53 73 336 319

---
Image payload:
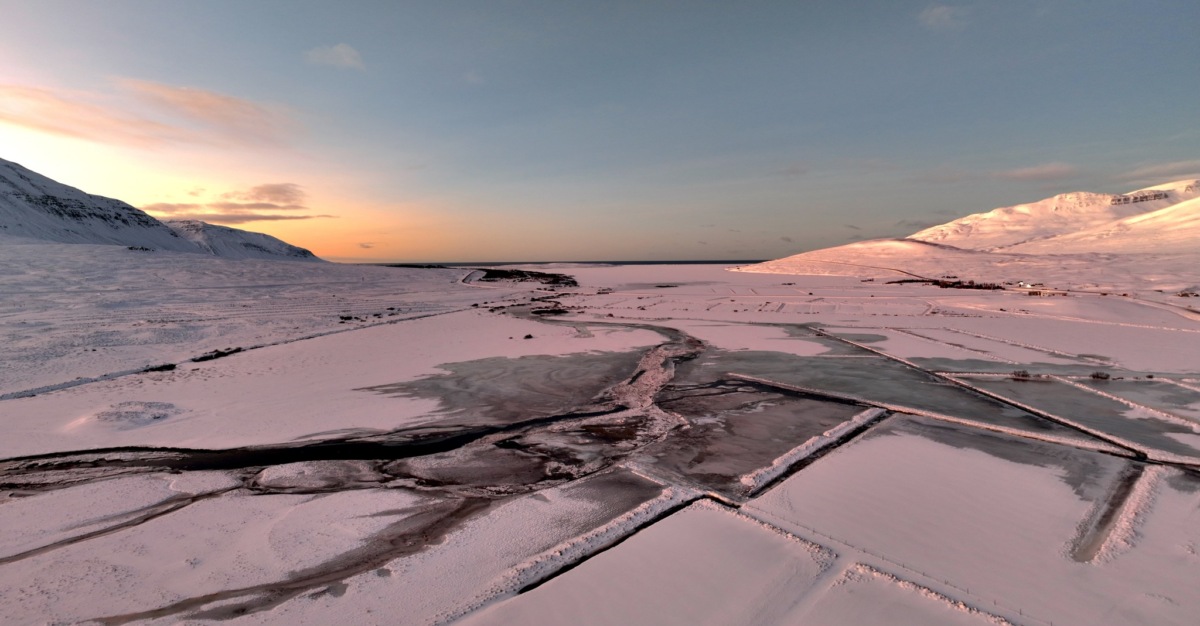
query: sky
1 1 1197 262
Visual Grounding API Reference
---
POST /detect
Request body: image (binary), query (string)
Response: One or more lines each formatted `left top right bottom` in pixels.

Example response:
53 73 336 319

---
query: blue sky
1 1 1197 261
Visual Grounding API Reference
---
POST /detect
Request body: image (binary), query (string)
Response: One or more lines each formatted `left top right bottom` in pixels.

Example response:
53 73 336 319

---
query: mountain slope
737 238 998 279
1 156 322 261
739 178 1200 298
1005 195 1200 255
0 158 197 251
909 180 1199 250
164 220 321 261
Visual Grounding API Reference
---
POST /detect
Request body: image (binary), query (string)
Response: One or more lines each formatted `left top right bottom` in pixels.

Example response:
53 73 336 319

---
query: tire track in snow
0 487 239 567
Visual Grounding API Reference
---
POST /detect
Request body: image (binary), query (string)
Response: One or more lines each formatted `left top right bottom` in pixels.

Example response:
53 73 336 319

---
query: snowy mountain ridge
0 158 198 251
1005 194 1200 255
740 177 1200 294
164 220 320 261
0 157 320 260
909 179 1200 251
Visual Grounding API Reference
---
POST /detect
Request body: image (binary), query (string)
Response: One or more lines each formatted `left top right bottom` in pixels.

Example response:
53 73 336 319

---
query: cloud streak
916 162 1081 185
168 213 335 224
992 162 1079 182
0 85 192 147
1120 160 1200 184
142 183 336 225
120 79 288 145
0 80 291 149
306 44 365 70
223 182 307 205
919 5 968 30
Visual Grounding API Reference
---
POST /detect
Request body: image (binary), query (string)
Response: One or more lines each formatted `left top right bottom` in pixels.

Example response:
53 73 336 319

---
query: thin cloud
208 201 308 211
222 182 305 205
1120 160 1200 184
165 213 337 224
120 79 288 146
358 242 375 249
306 44 365 70
780 236 794 243
0 81 291 149
142 183 335 225
993 162 1079 182
843 224 862 231
141 202 202 214
919 5 968 30
0 84 193 147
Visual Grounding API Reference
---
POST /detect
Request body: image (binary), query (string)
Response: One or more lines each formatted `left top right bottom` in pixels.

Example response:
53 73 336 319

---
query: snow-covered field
3 242 1200 624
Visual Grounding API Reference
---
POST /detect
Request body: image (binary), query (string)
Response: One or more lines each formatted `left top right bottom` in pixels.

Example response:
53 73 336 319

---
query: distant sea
373 260 766 267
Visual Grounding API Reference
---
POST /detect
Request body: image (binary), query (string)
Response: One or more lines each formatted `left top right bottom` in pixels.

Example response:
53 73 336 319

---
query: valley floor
2 247 1200 625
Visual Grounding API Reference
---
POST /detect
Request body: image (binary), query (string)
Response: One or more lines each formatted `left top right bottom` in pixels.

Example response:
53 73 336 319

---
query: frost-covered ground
2 245 1200 625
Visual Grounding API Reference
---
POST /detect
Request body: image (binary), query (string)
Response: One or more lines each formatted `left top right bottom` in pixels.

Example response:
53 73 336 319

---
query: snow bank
457 499 833 626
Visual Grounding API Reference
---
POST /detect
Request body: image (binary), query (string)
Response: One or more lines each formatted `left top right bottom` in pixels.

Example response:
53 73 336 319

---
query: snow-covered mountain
739 178 1200 295
909 180 1200 251
164 220 320 261
742 238 995 279
0 157 321 261
0 157 197 251
1004 194 1200 255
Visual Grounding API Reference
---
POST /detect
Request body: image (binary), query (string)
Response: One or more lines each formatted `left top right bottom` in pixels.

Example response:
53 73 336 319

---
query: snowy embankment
457 500 836 626
738 407 887 495
450 485 698 622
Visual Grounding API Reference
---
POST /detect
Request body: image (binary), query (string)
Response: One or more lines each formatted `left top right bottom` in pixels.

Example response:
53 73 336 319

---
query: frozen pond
674 348 1109 447
1079 378 1200 424
963 375 1200 462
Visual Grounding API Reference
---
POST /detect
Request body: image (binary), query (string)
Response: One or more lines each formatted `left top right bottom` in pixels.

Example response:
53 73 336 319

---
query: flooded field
963 375 1200 461
1078 378 1200 424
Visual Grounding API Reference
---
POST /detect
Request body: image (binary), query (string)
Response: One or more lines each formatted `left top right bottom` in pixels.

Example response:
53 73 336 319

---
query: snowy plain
2 240 1200 625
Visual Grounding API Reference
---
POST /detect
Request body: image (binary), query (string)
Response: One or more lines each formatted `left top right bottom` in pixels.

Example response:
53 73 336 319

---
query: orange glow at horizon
0 92 462 263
